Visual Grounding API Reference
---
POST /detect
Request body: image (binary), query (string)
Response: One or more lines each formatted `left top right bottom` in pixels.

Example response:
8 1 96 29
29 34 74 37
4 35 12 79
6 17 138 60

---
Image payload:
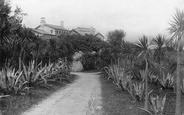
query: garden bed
0 74 78 115
100 75 184 115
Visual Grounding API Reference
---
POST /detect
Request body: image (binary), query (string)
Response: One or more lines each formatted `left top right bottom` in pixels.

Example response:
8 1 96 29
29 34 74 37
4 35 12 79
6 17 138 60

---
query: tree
0 0 12 68
0 1 28 68
30 37 48 65
107 30 126 62
121 41 136 68
16 27 36 71
121 41 136 97
151 35 168 78
168 9 184 115
134 35 151 110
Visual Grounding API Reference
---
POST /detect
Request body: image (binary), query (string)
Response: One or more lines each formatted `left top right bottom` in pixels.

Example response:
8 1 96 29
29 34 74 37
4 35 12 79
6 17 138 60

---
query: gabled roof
35 24 67 30
95 32 104 38
69 29 81 36
31 28 54 35
45 24 67 30
75 27 93 32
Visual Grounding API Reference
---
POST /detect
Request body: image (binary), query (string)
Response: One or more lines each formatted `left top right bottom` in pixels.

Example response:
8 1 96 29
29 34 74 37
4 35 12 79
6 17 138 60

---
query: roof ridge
45 23 67 30
31 28 54 35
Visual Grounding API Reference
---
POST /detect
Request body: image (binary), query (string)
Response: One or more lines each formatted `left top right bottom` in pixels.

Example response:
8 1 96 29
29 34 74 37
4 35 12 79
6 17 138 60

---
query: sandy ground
22 72 104 115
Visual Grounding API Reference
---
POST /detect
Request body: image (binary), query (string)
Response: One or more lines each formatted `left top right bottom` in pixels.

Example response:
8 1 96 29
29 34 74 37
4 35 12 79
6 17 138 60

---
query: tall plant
168 9 184 115
121 41 136 96
151 35 168 78
134 35 151 110
107 30 126 62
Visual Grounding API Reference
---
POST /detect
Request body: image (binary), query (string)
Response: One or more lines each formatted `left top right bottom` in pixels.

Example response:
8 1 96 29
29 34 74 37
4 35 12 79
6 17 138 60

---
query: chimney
40 17 46 27
60 21 64 28
90 27 95 35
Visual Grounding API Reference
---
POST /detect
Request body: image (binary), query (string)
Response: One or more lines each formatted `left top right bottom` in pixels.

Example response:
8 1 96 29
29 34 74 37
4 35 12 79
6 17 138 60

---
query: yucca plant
159 73 174 89
168 9 184 115
141 95 166 115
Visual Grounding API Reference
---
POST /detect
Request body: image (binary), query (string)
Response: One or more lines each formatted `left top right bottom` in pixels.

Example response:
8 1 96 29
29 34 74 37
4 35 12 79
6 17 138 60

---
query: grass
100 74 184 115
0 74 78 115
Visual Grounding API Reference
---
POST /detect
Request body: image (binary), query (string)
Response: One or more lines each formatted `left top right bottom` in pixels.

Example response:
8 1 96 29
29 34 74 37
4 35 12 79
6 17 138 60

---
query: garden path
22 72 104 115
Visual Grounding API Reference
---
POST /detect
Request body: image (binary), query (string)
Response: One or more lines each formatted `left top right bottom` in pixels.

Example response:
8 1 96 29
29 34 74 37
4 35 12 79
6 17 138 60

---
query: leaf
161 95 166 111
139 107 153 115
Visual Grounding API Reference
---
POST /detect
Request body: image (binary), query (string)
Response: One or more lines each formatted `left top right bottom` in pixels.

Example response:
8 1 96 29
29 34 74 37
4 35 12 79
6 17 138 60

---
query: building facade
74 27 96 36
32 17 69 38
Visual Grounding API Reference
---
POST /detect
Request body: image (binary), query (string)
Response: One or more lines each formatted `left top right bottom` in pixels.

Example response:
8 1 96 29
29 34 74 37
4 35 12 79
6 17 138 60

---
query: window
50 30 53 33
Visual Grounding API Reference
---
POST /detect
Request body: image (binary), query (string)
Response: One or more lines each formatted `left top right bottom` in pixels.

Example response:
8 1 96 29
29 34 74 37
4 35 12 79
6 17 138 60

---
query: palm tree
134 35 151 110
107 30 126 62
16 27 36 71
121 41 136 97
168 9 184 115
47 38 60 63
0 0 13 67
31 37 47 65
151 35 168 78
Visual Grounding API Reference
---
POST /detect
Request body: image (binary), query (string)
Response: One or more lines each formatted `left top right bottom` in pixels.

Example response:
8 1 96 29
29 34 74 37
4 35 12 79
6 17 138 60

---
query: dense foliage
0 1 184 115
101 10 184 115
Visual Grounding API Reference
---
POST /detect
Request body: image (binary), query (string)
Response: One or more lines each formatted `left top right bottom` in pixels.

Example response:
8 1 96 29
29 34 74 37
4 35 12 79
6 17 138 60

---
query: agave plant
22 60 46 87
159 73 174 89
102 66 112 79
0 67 27 94
120 73 130 91
133 81 145 101
102 63 130 91
42 62 54 78
149 74 159 84
103 65 118 83
139 70 146 80
141 95 166 115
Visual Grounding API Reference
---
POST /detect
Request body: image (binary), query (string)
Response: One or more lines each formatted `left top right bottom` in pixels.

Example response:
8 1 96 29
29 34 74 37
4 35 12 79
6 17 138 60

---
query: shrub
132 81 145 101
81 53 97 70
141 94 166 115
158 73 174 89
0 67 26 95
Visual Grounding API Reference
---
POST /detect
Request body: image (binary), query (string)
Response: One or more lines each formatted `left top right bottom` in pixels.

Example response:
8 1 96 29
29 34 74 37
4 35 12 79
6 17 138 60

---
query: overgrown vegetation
101 10 184 115
0 0 105 114
1 0 184 115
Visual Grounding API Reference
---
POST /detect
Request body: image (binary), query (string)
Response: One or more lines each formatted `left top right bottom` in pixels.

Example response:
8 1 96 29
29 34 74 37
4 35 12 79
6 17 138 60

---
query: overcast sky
11 0 184 41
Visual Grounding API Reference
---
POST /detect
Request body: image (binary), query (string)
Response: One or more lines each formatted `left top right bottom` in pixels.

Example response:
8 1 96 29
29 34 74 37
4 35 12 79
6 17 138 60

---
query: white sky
11 0 184 41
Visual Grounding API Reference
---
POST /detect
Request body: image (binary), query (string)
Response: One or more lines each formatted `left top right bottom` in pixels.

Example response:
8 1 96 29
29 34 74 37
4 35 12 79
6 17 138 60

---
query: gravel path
22 72 104 115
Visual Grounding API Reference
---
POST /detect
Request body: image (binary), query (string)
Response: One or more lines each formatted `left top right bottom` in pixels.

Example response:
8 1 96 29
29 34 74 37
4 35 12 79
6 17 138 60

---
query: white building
75 27 96 36
32 17 69 38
